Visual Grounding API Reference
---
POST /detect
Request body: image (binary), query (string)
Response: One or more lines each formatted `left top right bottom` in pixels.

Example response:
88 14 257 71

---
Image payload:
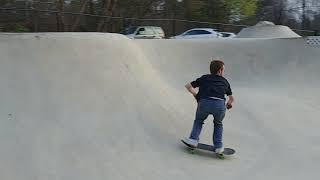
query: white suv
120 26 165 39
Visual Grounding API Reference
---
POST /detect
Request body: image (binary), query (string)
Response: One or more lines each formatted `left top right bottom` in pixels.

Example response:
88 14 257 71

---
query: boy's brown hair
210 60 225 74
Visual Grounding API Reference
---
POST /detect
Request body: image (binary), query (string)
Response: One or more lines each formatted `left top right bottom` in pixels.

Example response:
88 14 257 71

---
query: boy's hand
185 83 198 102
226 95 234 110
193 94 198 101
226 103 233 110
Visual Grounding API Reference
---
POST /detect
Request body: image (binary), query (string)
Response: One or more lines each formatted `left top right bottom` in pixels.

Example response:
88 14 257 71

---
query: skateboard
181 139 235 159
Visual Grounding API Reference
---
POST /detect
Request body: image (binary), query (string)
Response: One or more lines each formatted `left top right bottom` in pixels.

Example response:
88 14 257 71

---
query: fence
0 8 318 37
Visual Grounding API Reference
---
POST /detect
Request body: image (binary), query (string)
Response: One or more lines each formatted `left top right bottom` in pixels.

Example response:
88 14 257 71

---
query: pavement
0 31 319 180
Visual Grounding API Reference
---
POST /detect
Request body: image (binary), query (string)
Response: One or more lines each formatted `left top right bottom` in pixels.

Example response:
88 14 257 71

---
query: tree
311 13 320 34
181 0 259 23
226 0 259 22
71 0 90 31
256 0 287 25
115 0 163 18
96 0 118 32
202 0 230 22
256 0 320 30
56 0 65 31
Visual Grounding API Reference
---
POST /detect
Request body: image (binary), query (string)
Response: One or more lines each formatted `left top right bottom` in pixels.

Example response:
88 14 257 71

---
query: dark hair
210 60 225 74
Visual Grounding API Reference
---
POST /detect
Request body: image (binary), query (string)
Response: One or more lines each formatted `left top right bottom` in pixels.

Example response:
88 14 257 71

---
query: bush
3 23 31 32
14 24 30 32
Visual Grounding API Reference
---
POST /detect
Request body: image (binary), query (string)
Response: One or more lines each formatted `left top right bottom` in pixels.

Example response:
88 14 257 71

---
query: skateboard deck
181 139 235 159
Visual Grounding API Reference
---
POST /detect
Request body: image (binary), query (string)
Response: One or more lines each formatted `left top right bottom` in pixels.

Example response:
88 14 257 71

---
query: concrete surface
236 21 301 38
0 32 319 180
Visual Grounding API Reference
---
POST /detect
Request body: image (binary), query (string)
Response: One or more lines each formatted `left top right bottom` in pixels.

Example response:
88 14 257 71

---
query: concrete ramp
236 21 301 38
0 33 320 180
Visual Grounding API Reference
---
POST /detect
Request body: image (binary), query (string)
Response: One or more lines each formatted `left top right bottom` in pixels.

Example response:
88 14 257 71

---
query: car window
184 30 197 35
221 33 230 37
196 30 212 35
137 27 155 35
137 28 145 35
120 26 137 35
185 30 211 35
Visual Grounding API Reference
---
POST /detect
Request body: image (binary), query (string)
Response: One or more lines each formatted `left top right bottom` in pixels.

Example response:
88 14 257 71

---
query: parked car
120 26 165 39
171 28 221 39
220 32 237 38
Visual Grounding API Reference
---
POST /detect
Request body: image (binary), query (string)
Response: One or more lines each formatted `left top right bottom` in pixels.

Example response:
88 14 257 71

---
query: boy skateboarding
183 60 234 155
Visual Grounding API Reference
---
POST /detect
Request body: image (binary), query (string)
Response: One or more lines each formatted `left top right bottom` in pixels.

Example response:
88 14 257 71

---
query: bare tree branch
97 0 118 32
71 0 90 31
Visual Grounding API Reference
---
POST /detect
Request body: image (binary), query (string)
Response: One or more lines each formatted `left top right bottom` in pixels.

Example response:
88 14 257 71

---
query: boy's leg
212 110 226 149
189 102 209 141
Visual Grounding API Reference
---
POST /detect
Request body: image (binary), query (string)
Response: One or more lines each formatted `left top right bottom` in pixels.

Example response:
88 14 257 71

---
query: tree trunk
302 0 306 29
97 0 118 32
274 0 285 25
71 0 90 31
56 0 65 31
29 1 40 32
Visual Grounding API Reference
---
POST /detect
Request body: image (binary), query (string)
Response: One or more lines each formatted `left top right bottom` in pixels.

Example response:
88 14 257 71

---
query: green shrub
13 24 30 32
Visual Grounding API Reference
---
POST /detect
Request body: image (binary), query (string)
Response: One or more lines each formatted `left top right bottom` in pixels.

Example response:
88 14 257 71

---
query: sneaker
215 147 224 154
182 137 198 148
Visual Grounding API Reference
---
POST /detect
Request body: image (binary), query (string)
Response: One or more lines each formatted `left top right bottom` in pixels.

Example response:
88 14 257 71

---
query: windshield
221 33 228 37
120 27 137 35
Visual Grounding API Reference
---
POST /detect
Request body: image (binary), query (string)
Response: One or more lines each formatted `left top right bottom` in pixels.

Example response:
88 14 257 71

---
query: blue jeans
189 98 226 148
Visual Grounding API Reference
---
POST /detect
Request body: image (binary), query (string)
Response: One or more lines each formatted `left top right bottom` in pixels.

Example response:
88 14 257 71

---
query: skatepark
0 23 320 179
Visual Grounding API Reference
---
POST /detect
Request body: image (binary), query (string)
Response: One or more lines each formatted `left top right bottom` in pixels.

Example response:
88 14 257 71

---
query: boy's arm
226 95 234 109
185 83 197 97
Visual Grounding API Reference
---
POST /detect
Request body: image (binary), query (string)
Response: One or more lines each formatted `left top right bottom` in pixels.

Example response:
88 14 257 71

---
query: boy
183 60 234 154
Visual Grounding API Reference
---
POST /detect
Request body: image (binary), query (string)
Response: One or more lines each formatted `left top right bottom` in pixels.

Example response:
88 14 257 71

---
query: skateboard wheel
190 149 195 154
216 154 225 160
